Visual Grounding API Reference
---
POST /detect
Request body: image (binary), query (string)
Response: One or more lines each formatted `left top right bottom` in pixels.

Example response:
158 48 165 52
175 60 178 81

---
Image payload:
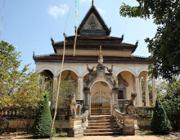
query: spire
98 45 103 64
92 0 94 6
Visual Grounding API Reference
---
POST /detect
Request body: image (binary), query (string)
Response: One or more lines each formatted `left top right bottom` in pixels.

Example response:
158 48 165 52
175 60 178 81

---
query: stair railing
80 110 89 129
112 107 125 128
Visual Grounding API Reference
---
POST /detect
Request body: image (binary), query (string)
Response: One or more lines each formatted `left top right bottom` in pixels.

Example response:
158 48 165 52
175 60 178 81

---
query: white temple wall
35 61 153 107
120 72 134 100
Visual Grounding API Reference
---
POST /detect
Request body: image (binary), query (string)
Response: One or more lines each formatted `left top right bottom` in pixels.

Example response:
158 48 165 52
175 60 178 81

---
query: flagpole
73 0 79 56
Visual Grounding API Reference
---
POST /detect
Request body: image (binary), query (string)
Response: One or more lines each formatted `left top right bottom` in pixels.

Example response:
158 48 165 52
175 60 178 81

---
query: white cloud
48 4 69 19
97 7 106 15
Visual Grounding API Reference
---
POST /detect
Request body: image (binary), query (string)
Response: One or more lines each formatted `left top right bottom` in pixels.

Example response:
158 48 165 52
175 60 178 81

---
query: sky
0 0 157 70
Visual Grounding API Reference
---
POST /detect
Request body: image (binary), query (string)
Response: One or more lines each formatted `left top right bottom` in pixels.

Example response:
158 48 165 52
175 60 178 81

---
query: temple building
33 1 156 136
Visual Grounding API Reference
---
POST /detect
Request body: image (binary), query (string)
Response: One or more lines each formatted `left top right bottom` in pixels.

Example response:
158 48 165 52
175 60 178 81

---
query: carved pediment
82 13 104 30
78 5 110 36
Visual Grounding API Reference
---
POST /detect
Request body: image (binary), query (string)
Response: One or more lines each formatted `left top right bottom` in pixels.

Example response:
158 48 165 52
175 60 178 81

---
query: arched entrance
90 81 111 115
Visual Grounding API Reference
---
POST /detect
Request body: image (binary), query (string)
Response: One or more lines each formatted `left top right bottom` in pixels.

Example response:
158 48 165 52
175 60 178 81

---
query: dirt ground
0 131 179 140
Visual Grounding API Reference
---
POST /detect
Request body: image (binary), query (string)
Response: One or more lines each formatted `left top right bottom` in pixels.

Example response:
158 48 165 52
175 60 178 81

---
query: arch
90 81 112 115
138 70 148 77
40 70 54 100
83 73 89 81
37 68 54 76
57 67 79 77
116 70 135 77
82 71 89 78
40 70 54 79
90 79 113 91
61 70 78 81
117 71 135 100
58 70 79 102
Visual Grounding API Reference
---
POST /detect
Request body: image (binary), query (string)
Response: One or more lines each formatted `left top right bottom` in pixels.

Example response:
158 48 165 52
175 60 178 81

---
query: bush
32 93 54 138
151 99 172 134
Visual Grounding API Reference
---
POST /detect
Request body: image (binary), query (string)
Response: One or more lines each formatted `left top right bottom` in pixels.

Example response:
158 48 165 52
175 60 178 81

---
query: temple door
91 81 111 115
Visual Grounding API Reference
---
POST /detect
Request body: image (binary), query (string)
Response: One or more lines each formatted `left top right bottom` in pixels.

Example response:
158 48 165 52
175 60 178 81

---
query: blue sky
0 0 157 70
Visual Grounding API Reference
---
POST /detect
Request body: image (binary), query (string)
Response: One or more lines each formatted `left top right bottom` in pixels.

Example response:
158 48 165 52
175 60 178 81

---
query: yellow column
145 75 150 106
135 76 142 107
52 76 58 108
78 76 83 100
152 77 156 106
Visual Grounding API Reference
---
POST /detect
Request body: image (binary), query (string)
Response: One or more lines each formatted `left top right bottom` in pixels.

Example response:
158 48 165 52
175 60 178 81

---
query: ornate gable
83 13 103 30
78 4 111 36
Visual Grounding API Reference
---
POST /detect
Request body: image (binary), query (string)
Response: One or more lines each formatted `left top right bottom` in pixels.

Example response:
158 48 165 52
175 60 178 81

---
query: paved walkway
1 132 179 140
13 135 179 140
49 135 173 140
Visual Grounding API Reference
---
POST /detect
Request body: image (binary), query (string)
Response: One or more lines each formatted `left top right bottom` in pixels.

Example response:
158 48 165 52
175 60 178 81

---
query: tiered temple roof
34 2 149 64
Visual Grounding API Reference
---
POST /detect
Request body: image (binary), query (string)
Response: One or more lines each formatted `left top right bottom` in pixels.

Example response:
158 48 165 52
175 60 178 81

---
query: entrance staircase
84 115 122 136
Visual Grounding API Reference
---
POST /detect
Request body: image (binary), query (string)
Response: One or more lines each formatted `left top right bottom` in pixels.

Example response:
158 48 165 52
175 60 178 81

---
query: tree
120 0 180 80
157 79 180 130
32 93 54 138
151 99 172 134
58 80 78 107
0 41 44 109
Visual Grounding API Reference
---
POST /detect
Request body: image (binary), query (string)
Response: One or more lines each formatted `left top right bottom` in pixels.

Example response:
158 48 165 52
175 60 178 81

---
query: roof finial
92 0 94 6
98 45 103 64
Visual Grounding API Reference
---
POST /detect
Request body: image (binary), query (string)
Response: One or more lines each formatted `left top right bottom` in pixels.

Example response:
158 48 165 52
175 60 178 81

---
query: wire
50 3 72 140
73 0 79 56
0 0 6 40
73 27 78 56
50 34 66 140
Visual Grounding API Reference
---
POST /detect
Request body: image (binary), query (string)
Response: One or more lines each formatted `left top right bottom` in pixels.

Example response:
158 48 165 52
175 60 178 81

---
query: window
118 90 124 99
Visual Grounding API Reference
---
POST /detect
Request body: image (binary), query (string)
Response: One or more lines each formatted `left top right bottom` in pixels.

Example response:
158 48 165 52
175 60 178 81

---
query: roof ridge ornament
92 0 94 6
135 40 139 47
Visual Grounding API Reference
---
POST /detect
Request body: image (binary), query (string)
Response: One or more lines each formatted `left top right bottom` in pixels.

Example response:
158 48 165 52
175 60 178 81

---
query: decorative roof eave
51 35 137 53
33 55 150 64
53 42 136 51
77 5 111 35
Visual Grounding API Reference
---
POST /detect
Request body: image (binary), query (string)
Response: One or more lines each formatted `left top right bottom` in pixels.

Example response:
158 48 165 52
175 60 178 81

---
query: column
112 88 118 109
135 76 142 107
78 77 83 100
139 78 143 105
145 75 150 106
52 76 58 108
84 88 90 110
152 77 156 106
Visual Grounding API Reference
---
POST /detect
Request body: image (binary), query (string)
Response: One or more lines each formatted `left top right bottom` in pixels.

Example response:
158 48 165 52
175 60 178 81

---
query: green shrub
151 99 172 134
32 93 54 138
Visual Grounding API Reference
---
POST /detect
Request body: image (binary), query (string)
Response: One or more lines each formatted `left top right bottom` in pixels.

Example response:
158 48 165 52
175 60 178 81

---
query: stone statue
87 65 95 73
68 94 76 117
125 93 137 115
98 46 103 64
106 65 113 75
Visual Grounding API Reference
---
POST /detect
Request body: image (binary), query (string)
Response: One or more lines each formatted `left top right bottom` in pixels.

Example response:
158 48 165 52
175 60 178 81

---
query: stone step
91 113 111 115
84 131 122 136
84 115 122 136
89 115 112 119
88 124 119 128
88 118 112 121
84 128 121 133
88 120 113 123
87 126 119 129
88 122 112 126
